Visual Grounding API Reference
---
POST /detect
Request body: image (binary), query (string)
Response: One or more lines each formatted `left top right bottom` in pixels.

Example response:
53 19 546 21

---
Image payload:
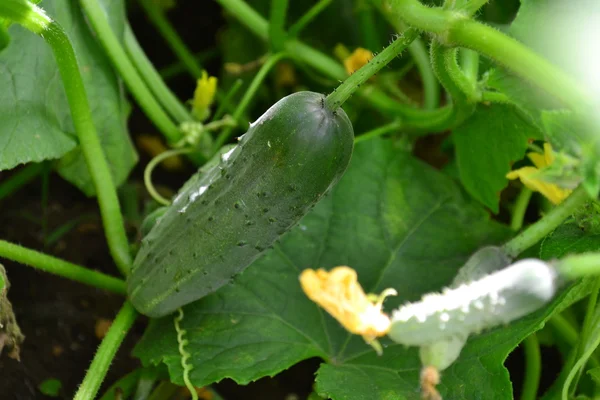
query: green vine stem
213 52 288 152
124 24 193 124
325 29 419 110
429 41 476 126
503 186 591 257
354 120 403 143
388 0 595 112
357 0 380 51
521 334 541 400
408 38 440 110
216 0 455 134
0 240 126 295
561 289 600 399
0 162 44 201
460 48 479 83
211 79 243 122
137 0 203 78
79 0 182 144
74 301 138 400
0 0 133 275
269 0 288 51
288 0 333 38
510 188 533 231
369 0 440 110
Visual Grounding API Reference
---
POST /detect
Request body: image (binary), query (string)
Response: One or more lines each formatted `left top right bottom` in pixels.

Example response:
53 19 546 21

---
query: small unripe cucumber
388 259 558 346
128 92 354 317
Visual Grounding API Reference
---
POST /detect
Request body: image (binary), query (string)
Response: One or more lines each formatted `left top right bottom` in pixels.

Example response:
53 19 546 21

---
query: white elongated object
388 259 558 347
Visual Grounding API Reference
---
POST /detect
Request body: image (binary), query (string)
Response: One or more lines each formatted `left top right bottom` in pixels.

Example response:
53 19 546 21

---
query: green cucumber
128 91 354 317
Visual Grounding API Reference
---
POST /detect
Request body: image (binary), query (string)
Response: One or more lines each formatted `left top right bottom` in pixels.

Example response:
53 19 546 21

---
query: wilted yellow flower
344 48 374 75
192 71 218 121
300 266 396 352
506 143 572 204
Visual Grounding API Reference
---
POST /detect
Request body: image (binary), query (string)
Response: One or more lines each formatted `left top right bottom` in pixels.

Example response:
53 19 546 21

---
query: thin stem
0 240 126 295
216 0 459 134
460 48 479 82
159 49 218 80
357 0 381 51
0 163 44 201
287 0 333 38
429 41 475 126
144 148 194 206
79 0 182 144
325 29 420 110
147 382 180 400
73 302 138 400
408 38 440 109
213 53 288 152
137 0 203 78
124 24 192 124
563 281 600 399
502 185 591 257
211 79 243 122
389 0 595 111
354 120 403 143
370 0 440 110
521 334 541 400
460 0 490 16
269 0 288 51
481 91 512 104
510 188 533 231
99 369 142 400
0 1 133 275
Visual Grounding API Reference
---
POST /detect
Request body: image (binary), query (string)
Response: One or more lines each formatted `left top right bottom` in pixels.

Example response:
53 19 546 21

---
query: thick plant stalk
0 240 126 295
73 302 138 400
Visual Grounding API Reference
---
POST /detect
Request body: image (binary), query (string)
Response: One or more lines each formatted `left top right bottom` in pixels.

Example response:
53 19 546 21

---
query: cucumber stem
73 302 138 400
502 185 591 257
0 240 127 295
325 28 419 111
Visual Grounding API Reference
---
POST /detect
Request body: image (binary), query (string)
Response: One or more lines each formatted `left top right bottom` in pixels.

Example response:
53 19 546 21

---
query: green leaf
540 222 600 260
453 103 542 213
0 0 137 195
587 367 600 385
135 139 518 398
38 379 62 397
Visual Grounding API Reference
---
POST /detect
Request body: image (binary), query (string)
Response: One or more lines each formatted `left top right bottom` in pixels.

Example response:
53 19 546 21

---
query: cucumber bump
128 91 354 317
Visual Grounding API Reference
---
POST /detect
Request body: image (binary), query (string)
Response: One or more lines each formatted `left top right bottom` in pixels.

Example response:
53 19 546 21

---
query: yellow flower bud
299 266 396 350
192 71 218 121
343 48 374 75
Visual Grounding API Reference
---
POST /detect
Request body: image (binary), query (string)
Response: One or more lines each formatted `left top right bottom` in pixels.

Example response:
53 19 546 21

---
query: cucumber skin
128 91 354 317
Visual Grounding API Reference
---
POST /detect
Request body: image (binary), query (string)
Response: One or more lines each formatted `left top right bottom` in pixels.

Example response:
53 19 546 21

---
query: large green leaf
0 0 136 195
454 103 542 213
135 139 521 398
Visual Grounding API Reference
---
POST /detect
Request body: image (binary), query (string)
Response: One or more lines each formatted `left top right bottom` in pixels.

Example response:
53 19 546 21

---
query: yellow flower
506 143 572 204
192 71 218 121
343 48 374 75
300 266 396 353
